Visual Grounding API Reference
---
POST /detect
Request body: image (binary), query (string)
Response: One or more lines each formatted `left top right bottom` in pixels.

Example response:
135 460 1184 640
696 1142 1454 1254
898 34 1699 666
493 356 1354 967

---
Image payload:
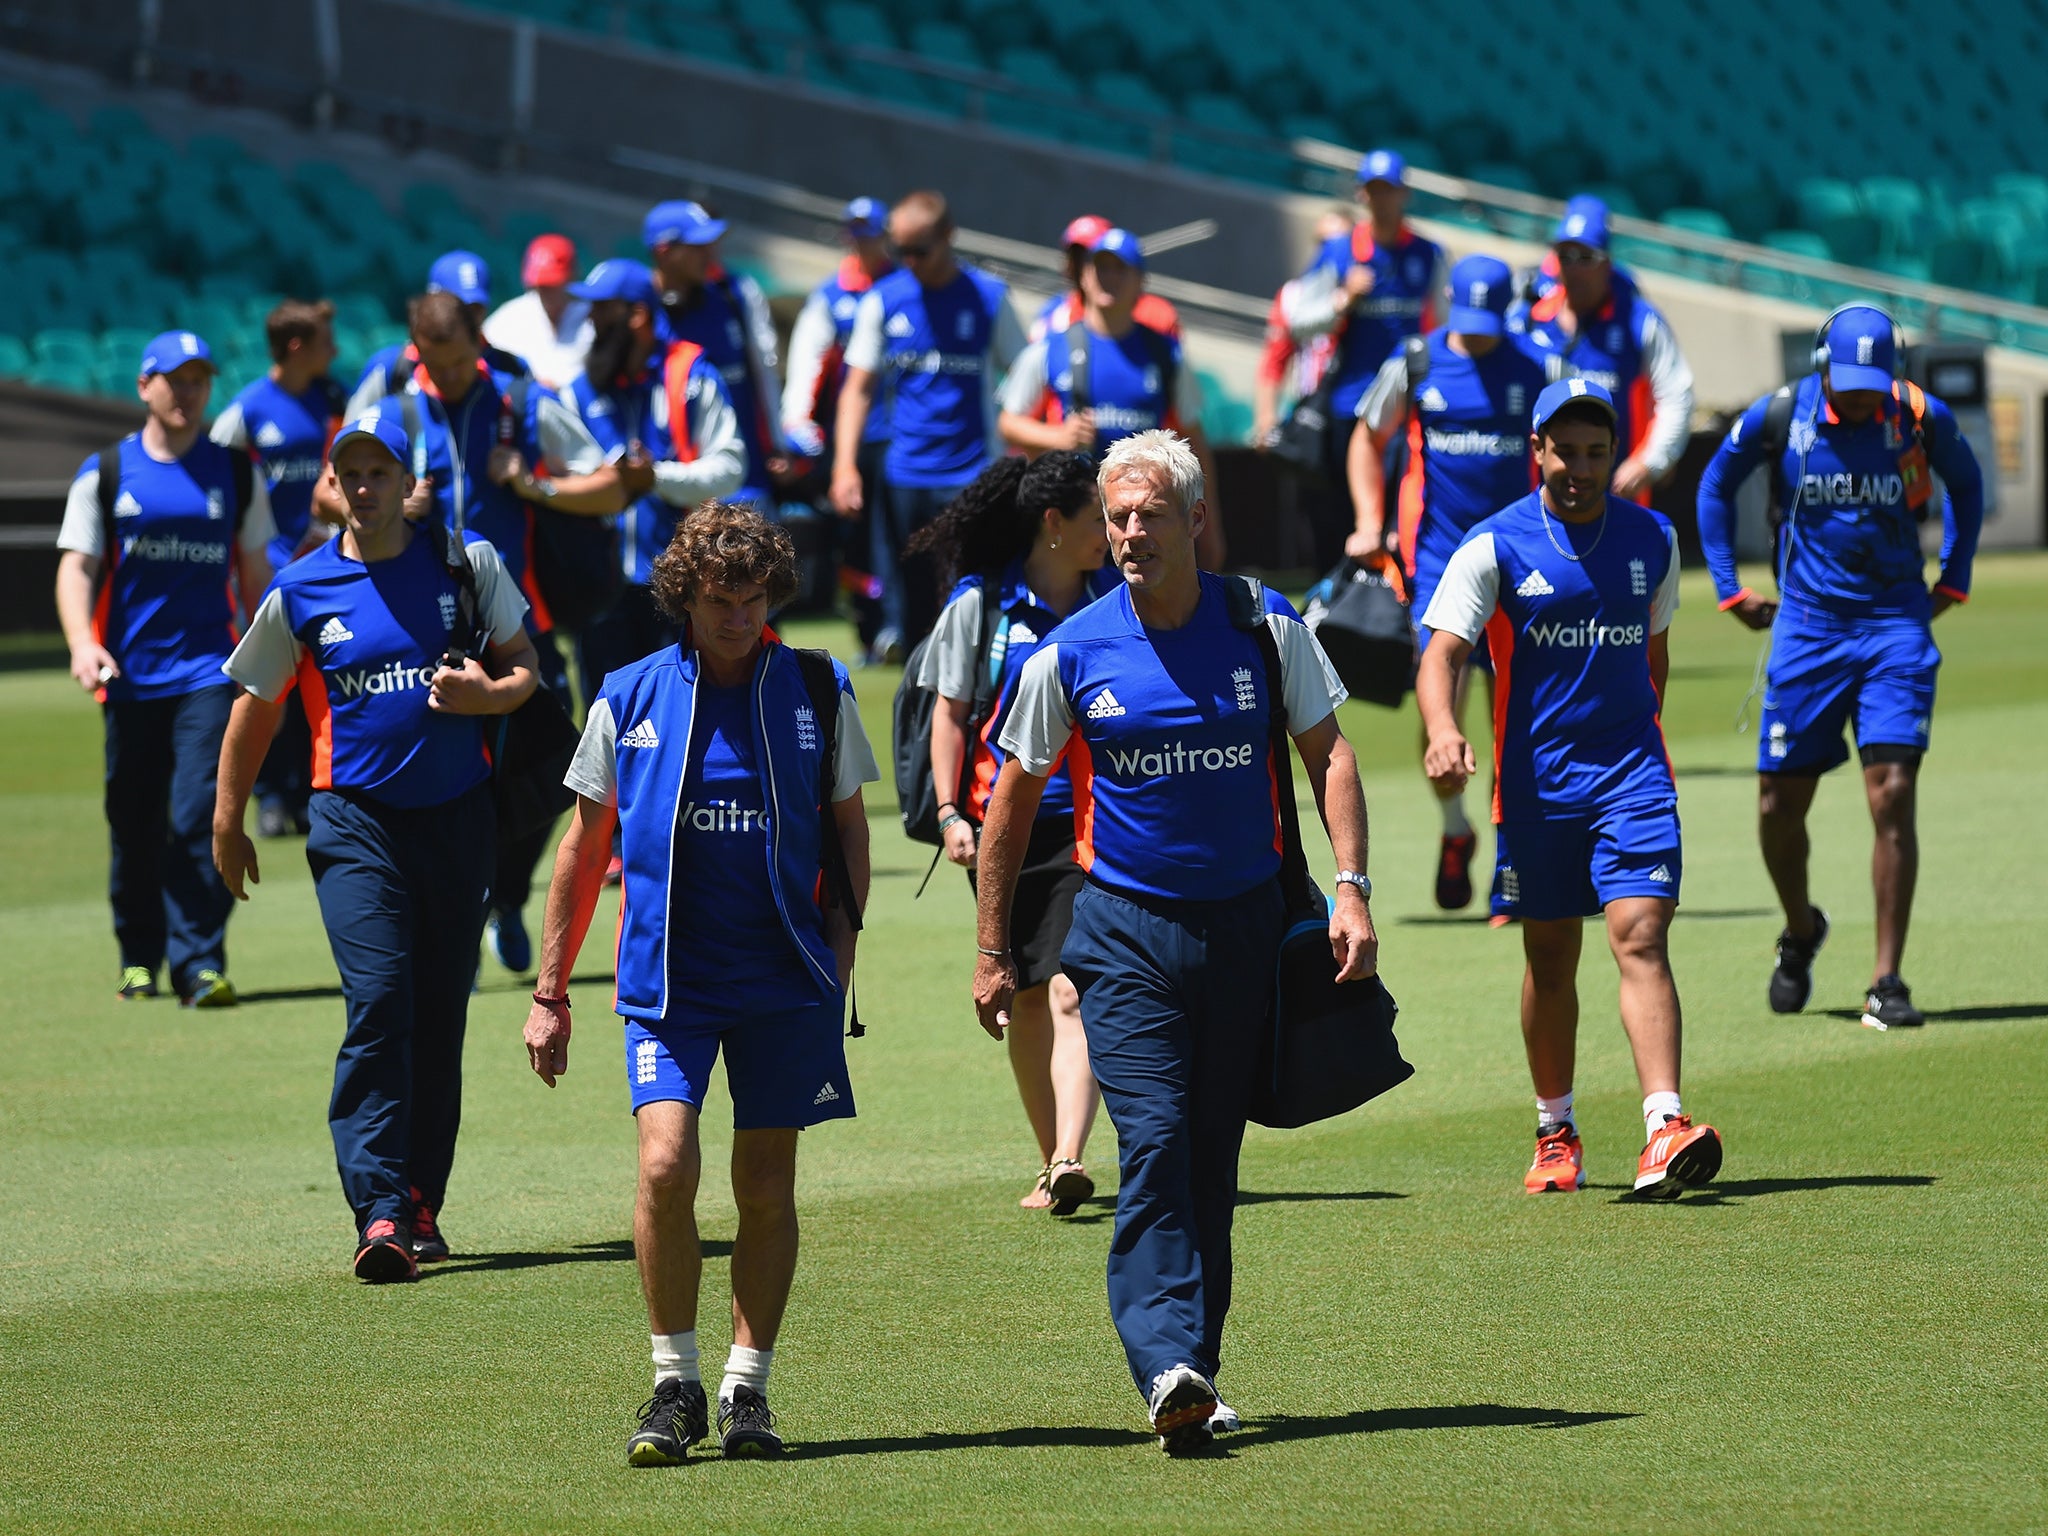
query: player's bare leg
1863 760 1918 982
1606 896 1681 1095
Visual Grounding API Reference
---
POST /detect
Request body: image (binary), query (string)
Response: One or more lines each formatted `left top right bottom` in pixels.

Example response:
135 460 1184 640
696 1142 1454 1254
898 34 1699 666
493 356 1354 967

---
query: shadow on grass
1669 763 1758 777
1592 1174 1935 1204
1397 907 1770 927
1820 1002 2048 1023
1236 1189 1408 1205
784 1403 1637 1460
236 984 347 1004
0 640 68 673
428 1238 732 1275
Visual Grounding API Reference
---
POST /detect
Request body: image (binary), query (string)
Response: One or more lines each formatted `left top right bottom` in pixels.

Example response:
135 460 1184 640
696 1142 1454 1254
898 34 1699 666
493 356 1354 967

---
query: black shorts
970 812 1084 992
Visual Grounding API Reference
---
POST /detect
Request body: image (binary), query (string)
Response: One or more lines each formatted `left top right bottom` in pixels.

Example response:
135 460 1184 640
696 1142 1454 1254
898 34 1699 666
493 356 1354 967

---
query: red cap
522 233 577 288
1061 215 1111 249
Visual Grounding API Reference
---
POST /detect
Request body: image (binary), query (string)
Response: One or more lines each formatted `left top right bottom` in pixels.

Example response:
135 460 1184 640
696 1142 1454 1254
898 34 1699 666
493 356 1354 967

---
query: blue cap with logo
139 330 215 377
643 199 727 248
1446 254 1513 336
329 402 411 467
427 250 492 306
1090 226 1146 271
1818 305 1900 393
1531 376 1618 436
843 196 887 238
1553 194 1611 252
1356 147 1406 186
567 258 660 306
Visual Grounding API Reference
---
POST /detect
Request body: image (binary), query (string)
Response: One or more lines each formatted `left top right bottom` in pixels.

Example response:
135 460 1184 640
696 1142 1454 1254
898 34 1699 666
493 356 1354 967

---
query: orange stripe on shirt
1397 412 1427 576
1066 730 1096 874
1485 608 1516 826
297 652 333 790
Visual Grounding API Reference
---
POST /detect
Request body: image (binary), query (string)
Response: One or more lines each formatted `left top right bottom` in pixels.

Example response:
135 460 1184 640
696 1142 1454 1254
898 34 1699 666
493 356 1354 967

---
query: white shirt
482 290 594 392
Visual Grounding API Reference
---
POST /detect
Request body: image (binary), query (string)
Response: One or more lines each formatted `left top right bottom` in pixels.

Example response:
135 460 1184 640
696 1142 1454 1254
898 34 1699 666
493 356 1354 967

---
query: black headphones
1811 303 1907 382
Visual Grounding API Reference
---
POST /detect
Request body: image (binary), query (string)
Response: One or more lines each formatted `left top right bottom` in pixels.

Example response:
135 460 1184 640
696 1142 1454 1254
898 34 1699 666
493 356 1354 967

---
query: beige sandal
1046 1159 1094 1216
1020 1163 1056 1210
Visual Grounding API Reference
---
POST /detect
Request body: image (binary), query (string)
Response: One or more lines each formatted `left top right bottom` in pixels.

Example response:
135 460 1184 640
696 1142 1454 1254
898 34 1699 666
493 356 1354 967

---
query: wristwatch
1334 870 1373 901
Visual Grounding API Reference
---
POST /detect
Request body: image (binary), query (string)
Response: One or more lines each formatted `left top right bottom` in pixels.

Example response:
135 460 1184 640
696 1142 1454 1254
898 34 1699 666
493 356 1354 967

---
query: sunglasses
1555 244 1606 267
889 241 937 260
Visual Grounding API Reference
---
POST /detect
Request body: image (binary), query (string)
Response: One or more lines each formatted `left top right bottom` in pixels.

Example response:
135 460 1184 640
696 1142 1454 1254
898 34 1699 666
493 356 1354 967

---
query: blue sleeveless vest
602 639 841 1022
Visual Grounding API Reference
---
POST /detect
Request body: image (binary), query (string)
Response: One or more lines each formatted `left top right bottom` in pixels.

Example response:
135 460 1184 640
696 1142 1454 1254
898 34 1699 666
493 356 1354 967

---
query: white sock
652 1329 699 1387
1537 1092 1574 1132
1439 793 1471 837
720 1344 773 1403
1643 1090 1683 1139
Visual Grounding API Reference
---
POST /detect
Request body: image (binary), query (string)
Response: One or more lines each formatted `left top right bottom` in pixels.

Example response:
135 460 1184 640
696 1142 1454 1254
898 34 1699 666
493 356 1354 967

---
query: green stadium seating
0 335 28 375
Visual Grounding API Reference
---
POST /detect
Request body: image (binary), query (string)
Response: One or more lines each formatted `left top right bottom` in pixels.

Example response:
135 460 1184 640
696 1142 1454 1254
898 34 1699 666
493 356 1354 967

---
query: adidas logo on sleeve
884 312 915 339
618 719 662 748
317 616 355 645
1085 689 1127 720
254 420 287 449
113 490 143 519
1516 569 1555 598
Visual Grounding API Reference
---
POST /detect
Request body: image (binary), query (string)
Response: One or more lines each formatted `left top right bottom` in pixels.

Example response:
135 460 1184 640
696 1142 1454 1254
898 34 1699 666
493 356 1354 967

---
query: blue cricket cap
1446 254 1513 336
139 330 215 376
567 258 660 306
1553 194 1611 252
1531 376 1618 436
643 199 727 247
1090 226 1146 271
1819 305 1900 392
329 403 411 468
427 250 492 306
1357 148 1406 186
843 196 887 237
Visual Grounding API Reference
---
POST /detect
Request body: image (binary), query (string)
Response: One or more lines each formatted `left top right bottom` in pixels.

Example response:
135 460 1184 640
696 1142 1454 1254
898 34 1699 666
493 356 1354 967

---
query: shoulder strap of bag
1233 579 1316 915
793 645 866 1036
969 581 1007 720
95 440 123 584
1136 323 1177 415
228 446 254 533
1403 333 1431 402
423 520 487 659
1065 323 1091 415
1761 385 1796 514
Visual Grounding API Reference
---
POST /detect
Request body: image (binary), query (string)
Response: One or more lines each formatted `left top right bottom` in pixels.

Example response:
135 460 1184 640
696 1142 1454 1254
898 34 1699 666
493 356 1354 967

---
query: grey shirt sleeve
989 289 1027 376
465 538 531 644
344 371 388 419
998 339 1051 418
995 643 1074 776
209 401 250 450
1649 523 1681 635
1268 611 1347 727
914 584 987 700
222 587 301 699
842 289 886 374
534 392 609 476
1635 307 1696 477
563 694 617 804
238 472 277 553
1356 352 1409 431
652 365 746 505
57 466 103 557
832 688 881 801
1418 532 1501 643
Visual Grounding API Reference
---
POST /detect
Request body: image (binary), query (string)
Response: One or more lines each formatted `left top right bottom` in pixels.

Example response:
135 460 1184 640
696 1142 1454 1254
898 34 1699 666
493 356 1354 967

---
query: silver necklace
1540 497 1607 562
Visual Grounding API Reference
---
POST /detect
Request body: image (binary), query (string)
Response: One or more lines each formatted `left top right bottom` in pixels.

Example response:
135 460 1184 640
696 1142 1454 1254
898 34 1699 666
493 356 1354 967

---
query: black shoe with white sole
1861 974 1924 1030
1148 1364 1218 1456
628 1377 709 1466
1769 906 1829 1013
718 1385 784 1457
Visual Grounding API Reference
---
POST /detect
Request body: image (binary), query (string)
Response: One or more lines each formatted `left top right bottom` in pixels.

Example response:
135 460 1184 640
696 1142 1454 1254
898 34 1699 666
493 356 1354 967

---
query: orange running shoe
1524 1124 1585 1193
1633 1115 1722 1200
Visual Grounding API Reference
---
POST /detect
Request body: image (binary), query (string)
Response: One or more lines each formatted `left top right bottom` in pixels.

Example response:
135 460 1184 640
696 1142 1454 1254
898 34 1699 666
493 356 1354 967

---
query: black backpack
400 374 621 633
892 585 1007 852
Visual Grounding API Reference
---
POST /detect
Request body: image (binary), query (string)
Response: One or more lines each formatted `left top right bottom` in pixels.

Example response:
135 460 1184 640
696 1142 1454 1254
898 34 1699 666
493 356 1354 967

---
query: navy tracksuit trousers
102 683 237 994
1060 876 1286 1397
306 782 494 1233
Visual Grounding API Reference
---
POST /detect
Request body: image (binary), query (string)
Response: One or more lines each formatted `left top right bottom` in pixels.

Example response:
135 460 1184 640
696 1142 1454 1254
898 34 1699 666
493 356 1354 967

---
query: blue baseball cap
329 403 411 468
643 199 727 247
1446 254 1513 336
1090 226 1146 271
1553 195 1611 252
843 196 887 237
1531 376 1618 437
138 330 214 377
567 258 660 306
1819 305 1900 392
1356 148 1406 186
427 250 492 306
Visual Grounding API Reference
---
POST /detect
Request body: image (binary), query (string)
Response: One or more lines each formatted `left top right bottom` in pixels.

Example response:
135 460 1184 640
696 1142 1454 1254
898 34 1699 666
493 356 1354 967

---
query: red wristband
1718 588 1755 612
1933 584 1968 604
532 992 570 1011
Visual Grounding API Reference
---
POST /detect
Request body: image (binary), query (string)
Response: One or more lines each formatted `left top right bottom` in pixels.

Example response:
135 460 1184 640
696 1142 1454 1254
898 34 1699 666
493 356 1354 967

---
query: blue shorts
623 999 854 1129
1494 799 1682 921
1760 612 1938 775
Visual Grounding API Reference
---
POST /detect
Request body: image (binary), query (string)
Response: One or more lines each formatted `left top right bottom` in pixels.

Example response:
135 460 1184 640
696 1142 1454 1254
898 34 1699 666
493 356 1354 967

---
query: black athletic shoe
409 1187 449 1263
257 802 293 839
718 1385 784 1458
1435 832 1478 910
352 1218 419 1284
1769 906 1830 1013
628 1378 709 1467
1861 974 1924 1031
1148 1364 1218 1456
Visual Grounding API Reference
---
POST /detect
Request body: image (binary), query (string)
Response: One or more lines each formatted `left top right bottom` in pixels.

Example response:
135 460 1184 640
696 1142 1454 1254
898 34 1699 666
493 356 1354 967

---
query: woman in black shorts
911 452 1116 1212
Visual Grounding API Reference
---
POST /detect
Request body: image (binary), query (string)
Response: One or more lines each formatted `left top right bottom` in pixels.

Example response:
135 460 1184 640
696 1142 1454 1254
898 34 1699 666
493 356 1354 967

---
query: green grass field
3 559 2045 1534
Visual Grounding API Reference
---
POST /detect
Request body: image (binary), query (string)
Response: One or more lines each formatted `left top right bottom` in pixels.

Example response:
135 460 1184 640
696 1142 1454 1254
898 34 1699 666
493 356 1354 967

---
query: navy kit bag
1227 577 1413 1129
1300 557 1414 709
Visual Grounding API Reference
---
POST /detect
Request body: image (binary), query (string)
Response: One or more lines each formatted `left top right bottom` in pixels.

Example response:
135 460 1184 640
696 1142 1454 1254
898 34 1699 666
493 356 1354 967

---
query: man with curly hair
523 505 880 1465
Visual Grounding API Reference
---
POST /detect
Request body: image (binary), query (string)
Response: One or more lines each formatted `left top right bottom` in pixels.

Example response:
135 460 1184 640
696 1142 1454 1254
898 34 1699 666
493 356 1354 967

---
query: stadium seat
822 2 900 51
908 21 987 71
0 334 30 376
